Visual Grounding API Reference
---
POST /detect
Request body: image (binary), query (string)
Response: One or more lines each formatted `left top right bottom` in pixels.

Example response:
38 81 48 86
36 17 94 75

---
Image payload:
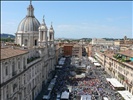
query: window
13 83 17 92
12 61 16 76
18 61 20 70
24 88 26 97
5 66 8 76
35 40 37 46
24 39 28 46
23 57 26 69
24 74 26 84
12 61 15 72
5 62 8 76
41 31 43 40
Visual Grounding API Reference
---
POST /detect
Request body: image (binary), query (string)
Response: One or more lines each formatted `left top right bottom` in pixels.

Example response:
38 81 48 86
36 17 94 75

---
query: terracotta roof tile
118 50 133 57
1 47 28 60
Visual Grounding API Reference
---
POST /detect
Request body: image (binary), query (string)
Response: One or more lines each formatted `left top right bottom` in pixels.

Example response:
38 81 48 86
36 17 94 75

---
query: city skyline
1 1 133 39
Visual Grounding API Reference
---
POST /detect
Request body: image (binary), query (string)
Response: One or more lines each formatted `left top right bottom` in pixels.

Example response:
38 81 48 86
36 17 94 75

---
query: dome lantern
17 1 40 33
27 0 34 17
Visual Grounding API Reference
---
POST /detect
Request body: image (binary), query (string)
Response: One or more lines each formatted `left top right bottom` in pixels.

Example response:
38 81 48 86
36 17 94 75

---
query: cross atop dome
30 0 32 5
43 15 45 20
27 0 34 17
51 22 53 28
42 15 45 25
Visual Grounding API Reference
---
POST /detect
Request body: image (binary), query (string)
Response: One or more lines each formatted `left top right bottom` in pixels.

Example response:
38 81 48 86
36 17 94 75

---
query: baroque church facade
1 1 56 100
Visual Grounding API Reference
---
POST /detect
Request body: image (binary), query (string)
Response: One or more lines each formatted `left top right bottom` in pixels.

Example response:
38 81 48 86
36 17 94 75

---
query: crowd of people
48 56 124 100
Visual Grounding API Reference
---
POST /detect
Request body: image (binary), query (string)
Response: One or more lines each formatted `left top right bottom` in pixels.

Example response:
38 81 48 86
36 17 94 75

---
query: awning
81 95 91 100
118 91 133 100
61 91 69 99
106 78 124 88
75 73 85 78
67 85 72 92
103 97 109 100
88 57 98 63
94 62 101 66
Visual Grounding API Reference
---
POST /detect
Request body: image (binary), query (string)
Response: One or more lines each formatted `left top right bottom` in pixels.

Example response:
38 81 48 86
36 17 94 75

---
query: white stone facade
91 38 114 45
0 46 56 100
0 2 57 100
95 51 133 95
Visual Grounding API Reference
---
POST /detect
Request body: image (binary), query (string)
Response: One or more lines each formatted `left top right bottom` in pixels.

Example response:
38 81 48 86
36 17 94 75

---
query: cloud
54 23 132 38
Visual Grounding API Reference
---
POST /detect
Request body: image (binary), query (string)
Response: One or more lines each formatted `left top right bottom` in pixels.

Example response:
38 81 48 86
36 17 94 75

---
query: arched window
34 40 37 46
18 61 21 72
23 57 26 69
18 61 20 69
41 31 43 41
12 61 15 73
5 62 8 76
50 33 52 40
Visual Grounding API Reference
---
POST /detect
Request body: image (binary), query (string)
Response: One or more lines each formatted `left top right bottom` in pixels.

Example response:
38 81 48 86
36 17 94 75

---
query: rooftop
118 50 133 58
104 51 133 67
1 47 28 60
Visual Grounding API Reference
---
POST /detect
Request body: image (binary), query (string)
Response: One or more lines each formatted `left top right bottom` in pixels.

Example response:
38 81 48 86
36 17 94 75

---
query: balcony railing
113 54 131 63
27 56 40 64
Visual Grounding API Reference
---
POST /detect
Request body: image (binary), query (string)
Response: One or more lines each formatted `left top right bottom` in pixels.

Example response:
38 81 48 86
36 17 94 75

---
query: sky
1 1 133 39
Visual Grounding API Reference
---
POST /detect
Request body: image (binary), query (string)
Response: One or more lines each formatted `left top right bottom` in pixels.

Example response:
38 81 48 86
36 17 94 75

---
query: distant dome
17 3 40 33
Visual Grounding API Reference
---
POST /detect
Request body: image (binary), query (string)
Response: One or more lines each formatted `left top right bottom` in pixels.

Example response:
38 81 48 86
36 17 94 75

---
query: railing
27 56 40 64
27 58 41 67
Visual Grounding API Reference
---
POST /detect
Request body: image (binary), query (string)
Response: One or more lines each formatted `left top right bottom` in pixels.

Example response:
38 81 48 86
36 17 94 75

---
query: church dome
17 17 40 33
17 2 40 33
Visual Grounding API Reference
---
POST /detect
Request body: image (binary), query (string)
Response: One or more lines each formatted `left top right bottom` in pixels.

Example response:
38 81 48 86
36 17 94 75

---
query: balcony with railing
113 54 133 68
27 56 40 64
113 54 131 62
27 56 41 67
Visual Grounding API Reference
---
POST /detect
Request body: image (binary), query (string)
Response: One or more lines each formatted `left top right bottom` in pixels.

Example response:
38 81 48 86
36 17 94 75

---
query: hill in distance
1 33 15 39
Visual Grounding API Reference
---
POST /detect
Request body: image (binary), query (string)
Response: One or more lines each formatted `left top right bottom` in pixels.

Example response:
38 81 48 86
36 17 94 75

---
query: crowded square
43 56 127 100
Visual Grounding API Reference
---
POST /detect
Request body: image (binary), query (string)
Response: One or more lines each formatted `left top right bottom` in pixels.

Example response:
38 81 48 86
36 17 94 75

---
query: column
38 30 41 41
43 31 46 42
